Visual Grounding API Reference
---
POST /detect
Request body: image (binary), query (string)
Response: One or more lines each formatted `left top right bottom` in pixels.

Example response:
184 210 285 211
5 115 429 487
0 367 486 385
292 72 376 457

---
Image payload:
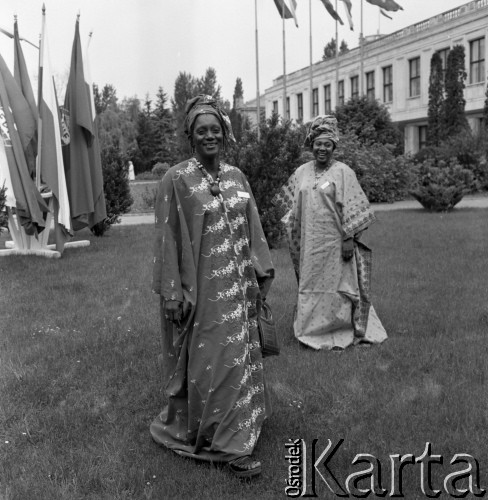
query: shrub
141 186 158 211
152 162 170 179
0 181 7 230
414 131 488 190
225 114 306 247
410 158 475 211
334 96 404 155
334 131 415 203
91 146 134 236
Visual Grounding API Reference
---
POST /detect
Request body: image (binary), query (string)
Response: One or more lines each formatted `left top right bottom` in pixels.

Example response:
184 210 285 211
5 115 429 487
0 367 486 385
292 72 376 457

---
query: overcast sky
0 0 472 106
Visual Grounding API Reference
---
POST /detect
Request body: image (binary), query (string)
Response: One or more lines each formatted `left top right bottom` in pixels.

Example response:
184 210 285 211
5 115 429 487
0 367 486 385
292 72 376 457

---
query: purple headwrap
184 94 236 145
304 115 340 148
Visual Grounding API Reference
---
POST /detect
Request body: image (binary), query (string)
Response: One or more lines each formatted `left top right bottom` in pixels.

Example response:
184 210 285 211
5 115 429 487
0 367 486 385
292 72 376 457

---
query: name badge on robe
237 191 250 198
320 181 330 190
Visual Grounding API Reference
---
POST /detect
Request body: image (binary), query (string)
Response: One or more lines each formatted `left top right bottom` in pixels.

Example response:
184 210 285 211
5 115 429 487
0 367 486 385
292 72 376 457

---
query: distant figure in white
128 161 135 181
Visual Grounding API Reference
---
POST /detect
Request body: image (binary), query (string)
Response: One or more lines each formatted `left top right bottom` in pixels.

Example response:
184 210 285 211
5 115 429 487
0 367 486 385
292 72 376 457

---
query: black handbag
257 300 280 357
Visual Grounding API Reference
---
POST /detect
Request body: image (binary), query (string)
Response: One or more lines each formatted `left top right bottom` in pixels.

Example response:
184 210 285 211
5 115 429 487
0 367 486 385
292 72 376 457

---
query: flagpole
360 0 364 96
254 0 260 140
335 0 339 109
36 8 45 190
282 2 287 119
309 0 313 120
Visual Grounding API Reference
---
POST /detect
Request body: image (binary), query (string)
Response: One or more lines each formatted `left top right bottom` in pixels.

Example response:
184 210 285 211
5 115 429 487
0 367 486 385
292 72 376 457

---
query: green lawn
129 181 159 214
1 208 487 499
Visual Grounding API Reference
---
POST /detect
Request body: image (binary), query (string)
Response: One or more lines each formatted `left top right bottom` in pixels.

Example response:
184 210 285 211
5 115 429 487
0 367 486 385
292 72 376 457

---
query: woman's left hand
342 238 354 260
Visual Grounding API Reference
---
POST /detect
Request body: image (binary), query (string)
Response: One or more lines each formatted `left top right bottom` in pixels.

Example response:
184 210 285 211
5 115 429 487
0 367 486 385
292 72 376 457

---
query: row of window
272 37 485 120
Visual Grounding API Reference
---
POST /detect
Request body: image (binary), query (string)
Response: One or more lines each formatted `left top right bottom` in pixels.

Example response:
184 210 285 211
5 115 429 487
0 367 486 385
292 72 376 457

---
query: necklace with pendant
313 160 332 190
195 159 222 196
313 162 325 190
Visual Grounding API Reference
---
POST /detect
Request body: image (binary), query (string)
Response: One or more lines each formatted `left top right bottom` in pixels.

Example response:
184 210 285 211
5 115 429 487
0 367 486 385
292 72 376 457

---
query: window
286 97 290 120
273 101 278 114
418 125 427 150
409 57 421 97
324 84 332 113
470 37 485 84
312 88 319 116
366 71 375 101
337 80 344 106
297 93 303 121
436 48 450 78
350 76 359 99
383 65 393 103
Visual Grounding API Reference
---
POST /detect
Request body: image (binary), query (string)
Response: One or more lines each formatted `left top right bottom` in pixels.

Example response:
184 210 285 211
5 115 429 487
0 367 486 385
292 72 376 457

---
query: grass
1 208 487 499
129 181 159 214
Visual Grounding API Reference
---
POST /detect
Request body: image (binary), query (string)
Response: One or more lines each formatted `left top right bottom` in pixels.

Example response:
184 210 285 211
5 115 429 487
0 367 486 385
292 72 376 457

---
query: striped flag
318 0 344 26
13 19 38 177
39 12 72 248
365 0 403 12
0 53 48 235
273 0 299 27
340 0 354 30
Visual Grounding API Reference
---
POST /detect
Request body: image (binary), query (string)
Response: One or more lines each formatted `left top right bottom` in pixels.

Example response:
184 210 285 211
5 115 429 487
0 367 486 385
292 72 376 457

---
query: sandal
228 456 262 478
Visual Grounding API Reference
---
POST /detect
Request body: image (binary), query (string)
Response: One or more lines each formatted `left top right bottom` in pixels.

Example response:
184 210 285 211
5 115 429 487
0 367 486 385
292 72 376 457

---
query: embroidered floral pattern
151 158 273 461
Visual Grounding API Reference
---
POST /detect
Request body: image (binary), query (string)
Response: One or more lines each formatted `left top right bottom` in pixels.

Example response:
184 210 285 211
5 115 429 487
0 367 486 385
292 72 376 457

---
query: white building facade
249 0 488 154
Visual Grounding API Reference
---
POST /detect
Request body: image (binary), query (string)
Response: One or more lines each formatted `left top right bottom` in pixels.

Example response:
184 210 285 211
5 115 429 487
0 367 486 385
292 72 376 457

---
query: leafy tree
334 95 403 154
322 39 348 60
152 87 175 165
93 83 103 115
442 44 469 137
93 83 117 114
427 51 444 147
339 40 349 55
91 146 133 236
226 114 305 246
95 88 139 158
135 95 159 173
322 38 337 60
199 67 221 101
230 78 244 143
172 71 200 159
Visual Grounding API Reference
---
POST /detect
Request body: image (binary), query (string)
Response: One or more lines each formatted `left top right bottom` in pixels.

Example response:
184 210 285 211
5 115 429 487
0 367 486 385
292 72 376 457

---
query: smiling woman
150 94 275 478
272 115 388 351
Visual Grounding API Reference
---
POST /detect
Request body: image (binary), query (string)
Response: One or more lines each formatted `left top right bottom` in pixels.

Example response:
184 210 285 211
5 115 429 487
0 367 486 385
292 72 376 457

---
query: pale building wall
247 0 488 154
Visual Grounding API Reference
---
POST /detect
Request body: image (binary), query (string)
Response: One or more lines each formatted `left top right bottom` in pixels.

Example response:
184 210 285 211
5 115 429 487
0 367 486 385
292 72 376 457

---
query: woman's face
192 114 224 161
312 138 334 167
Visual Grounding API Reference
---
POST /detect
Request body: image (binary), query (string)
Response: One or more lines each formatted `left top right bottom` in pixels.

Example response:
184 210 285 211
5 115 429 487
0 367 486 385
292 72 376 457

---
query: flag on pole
340 0 354 30
62 19 106 231
380 9 393 19
39 11 72 246
273 0 299 27
0 53 48 235
13 19 38 177
365 0 403 12
318 0 344 25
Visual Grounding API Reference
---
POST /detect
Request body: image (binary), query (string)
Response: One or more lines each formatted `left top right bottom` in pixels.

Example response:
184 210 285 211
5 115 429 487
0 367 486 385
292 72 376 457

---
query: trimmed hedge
410 158 475 211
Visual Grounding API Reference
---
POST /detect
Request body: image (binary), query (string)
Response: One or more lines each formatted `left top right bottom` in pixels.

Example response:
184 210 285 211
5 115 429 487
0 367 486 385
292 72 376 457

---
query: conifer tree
442 45 469 137
427 51 444 147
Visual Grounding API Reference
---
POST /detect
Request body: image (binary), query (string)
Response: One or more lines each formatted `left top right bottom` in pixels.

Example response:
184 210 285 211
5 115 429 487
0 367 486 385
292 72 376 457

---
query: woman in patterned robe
272 115 387 350
150 95 274 478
